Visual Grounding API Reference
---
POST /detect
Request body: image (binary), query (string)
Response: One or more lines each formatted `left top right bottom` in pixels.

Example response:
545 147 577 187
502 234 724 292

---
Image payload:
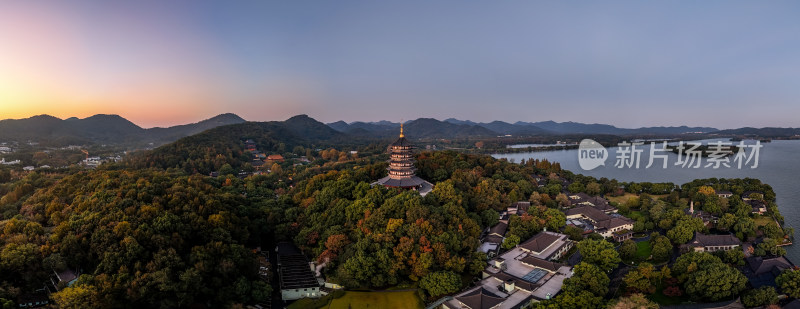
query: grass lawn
636 241 652 260
288 290 423 309
754 215 776 228
622 241 653 264
328 291 423 309
606 193 669 205
628 210 645 222
287 294 335 309
606 193 639 205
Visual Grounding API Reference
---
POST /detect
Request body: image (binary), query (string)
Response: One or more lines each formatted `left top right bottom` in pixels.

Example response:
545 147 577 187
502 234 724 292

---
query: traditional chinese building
374 124 433 196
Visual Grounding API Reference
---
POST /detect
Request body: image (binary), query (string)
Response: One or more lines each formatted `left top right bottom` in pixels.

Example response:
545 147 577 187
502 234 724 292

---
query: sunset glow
2 1 800 128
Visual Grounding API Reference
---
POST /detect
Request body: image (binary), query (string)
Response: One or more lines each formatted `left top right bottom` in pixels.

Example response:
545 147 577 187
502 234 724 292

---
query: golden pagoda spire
399 123 404 138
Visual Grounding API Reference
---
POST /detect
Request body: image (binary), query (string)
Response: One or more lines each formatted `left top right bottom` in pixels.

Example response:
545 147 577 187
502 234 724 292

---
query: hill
404 118 497 138
146 113 246 144
441 118 716 136
0 113 246 147
327 118 496 138
135 115 348 174
515 120 717 135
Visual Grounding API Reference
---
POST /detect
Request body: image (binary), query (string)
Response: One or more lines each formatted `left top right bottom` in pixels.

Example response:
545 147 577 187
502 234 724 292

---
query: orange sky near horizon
4 1 800 129
0 1 320 128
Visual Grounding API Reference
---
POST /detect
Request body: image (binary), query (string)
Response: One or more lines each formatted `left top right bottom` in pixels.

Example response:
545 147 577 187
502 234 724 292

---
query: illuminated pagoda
374 124 434 196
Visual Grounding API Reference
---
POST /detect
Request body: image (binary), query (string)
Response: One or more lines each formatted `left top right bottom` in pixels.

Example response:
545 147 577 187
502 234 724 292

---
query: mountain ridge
0 113 246 146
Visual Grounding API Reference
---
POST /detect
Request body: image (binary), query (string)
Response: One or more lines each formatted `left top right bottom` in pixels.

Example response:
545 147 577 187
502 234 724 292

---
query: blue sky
2 1 799 128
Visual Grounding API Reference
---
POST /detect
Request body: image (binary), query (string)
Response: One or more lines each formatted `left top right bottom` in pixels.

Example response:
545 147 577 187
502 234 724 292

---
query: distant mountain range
2 112 796 150
712 127 800 137
0 113 246 147
327 118 718 137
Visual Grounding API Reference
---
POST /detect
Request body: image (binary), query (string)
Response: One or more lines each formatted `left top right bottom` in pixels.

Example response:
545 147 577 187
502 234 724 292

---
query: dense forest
0 168 291 308
1 125 798 308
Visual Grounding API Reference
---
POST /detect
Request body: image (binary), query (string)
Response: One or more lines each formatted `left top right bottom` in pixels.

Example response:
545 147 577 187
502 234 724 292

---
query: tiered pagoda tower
374 124 433 195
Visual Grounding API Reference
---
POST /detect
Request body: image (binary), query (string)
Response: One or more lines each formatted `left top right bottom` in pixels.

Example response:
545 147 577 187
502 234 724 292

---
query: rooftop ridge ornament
399 123 404 138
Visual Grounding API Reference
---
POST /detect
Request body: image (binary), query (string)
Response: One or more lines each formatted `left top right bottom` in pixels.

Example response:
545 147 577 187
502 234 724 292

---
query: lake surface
493 139 800 262
507 143 577 148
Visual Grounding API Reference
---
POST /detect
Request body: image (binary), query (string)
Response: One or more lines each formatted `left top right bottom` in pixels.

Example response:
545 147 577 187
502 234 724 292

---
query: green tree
544 208 566 231
684 263 747 301
716 213 736 231
562 262 609 296
761 221 783 239
619 240 637 261
577 239 620 272
564 225 584 241
734 217 756 240
754 238 786 257
672 252 723 283
218 163 235 176
623 263 660 294
586 182 602 196
502 234 521 250
741 286 778 308
776 270 800 298
51 285 100 309
508 214 542 240
419 271 462 297
651 236 672 263
568 182 585 194
722 249 745 266
469 252 488 275
667 217 705 244
0 243 39 273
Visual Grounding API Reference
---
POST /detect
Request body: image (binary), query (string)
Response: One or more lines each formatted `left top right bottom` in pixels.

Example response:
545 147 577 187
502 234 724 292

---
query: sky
1 1 799 129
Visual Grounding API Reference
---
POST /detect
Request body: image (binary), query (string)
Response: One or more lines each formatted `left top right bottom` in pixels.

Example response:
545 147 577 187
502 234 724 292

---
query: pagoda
374 124 433 195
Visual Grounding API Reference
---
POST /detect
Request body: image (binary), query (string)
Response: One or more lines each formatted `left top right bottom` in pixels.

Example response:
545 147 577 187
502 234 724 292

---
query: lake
494 139 800 262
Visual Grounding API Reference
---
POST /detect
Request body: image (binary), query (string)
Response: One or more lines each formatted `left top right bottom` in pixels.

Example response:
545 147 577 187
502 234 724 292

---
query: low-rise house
266 154 285 163
445 233 574 309
567 193 616 213
487 222 508 240
0 158 20 165
50 268 79 290
687 201 718 227
17 288 50 308
449 287 507 309
564 206 633 240
479 222 508 256
687 233 741 252
715 190 733 198
532 176 547 188
517 231 573 261
747 200 767 215
507 201 530 216
744 256 795 288
277 242 321 301
741 191 764 201
612 229 634 242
